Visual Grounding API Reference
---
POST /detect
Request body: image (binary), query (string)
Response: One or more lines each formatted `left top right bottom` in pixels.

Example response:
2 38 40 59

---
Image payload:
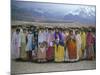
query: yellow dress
20 33 27 60
81 32 86 54
54 44 64 62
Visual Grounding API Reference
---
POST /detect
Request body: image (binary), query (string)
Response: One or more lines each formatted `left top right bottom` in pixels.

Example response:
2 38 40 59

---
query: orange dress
67 36 77 59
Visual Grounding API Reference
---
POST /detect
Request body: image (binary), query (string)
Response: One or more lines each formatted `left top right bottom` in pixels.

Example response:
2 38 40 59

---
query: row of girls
11 26 96 62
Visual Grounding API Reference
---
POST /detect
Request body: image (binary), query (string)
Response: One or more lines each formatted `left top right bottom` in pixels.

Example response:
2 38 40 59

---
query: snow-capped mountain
64 6 96 24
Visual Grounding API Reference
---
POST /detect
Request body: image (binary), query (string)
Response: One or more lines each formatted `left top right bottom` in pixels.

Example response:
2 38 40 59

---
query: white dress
11 32 21 59
63 33 69 61
38 31 44 43
75 34 82 60
11 31 16 59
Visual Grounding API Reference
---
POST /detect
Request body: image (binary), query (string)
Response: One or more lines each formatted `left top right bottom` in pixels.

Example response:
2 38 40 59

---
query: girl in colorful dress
20 28 27 60
81 29 86 59
64 29 69 62
66 30 77 62
86 29 94 60
54 28 64 62
37 29 47 62
75 30 82 61
37 42 47 62
26 29 33 61
11 28 21 60
46 28 54 62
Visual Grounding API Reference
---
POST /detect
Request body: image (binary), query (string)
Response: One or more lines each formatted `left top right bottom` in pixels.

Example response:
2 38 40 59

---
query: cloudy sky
11 1 96 24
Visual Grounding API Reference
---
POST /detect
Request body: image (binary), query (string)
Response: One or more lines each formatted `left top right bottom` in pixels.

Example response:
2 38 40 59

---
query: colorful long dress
20 31 27 60
67 35 77 61
92 33 96 58
86 32 94 60
37 31 47 62
64 32 69 61
54 44 64 62
54 32 64 62
75 34 82 60
81 31 86 57
11 32 21 59
31 29 38 60
46 32 54 61
34 30 38 53
60 32 67 62
26 34 33 51
31 29 36 56
26 33 33 60
37 43 46 62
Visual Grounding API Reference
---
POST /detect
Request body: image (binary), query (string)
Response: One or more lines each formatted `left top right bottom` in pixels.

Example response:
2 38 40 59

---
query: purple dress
86 32 94 59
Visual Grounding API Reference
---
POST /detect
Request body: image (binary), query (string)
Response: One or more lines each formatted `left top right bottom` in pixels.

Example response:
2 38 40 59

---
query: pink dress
86 32 94 59
46 32 54 61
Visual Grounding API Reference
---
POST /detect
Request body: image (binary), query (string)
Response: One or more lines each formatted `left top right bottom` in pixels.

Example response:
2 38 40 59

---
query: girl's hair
28 28 31 32
16 28 20 32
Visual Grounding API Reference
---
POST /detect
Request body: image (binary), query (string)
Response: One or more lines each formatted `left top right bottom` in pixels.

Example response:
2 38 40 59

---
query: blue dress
32 42 36 50
26 34 33 51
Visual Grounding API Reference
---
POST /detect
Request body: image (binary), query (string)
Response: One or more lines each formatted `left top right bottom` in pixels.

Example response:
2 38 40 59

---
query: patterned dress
67 35 77 61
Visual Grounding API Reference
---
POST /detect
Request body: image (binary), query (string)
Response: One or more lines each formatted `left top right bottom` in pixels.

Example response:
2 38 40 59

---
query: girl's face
49 29 51 33
70 31 73 35
16 29 20 34
23 30 26 33
29 30 32 34
56 29 58 32
41 29 43 32
46 29 48 32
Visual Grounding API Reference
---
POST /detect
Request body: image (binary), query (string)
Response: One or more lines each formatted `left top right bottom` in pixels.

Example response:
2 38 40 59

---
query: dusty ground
11 60 96 74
